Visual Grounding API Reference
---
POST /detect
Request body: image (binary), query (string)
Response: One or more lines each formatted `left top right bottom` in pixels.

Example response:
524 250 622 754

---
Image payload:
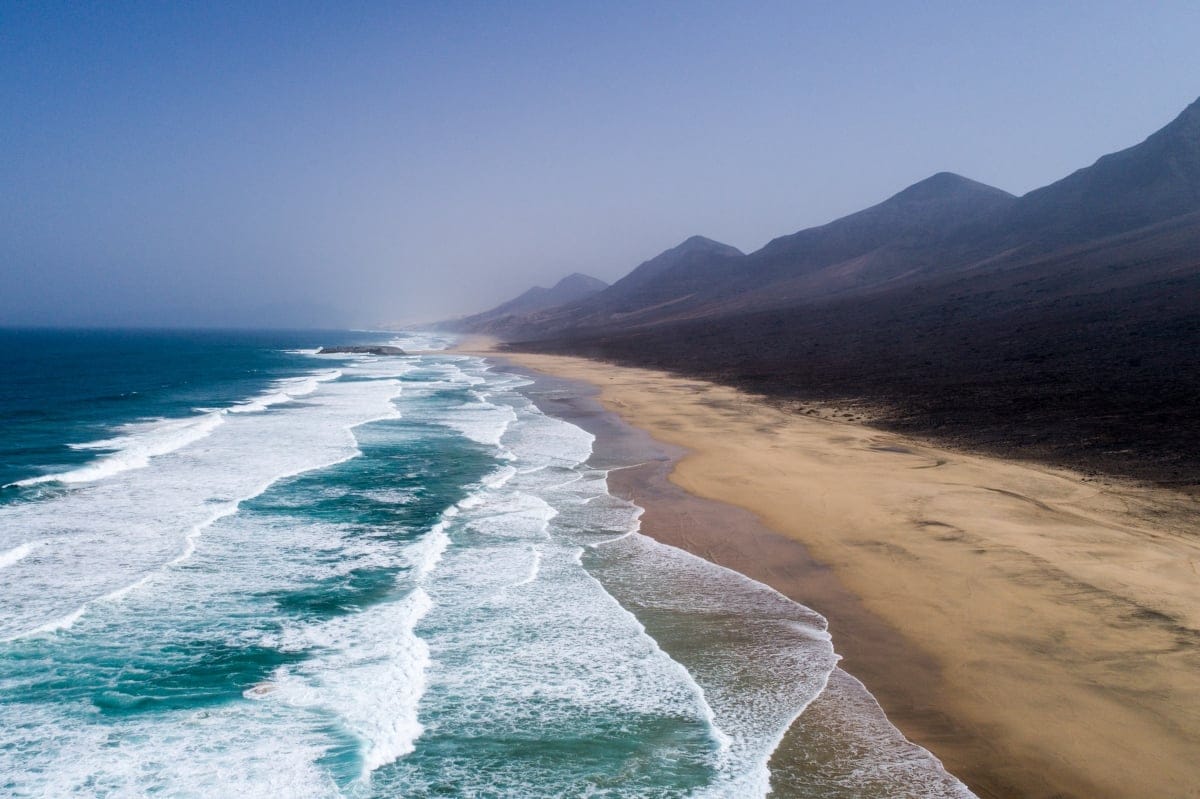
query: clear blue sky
3 1 1198 327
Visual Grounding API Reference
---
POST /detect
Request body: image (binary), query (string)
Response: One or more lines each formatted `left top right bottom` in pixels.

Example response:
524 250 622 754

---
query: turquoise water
0 330 973 797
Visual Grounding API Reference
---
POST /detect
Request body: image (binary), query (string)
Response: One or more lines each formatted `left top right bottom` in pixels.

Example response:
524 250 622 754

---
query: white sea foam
481 464 518 488
0 699 335 799
389 331 455 351
12 411 227 487
227 369 342 413
406 520 451 581
595 533 839 798
765 667 975 798
0 541 36 569
0 373 404 641
265 587 434 777
439 396 518 449
376 387 743 796
23 604 87 637
509 545 543 587
8 368 345 488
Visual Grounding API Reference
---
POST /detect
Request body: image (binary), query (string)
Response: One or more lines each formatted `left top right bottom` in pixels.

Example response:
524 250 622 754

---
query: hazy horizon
4 2 1199 328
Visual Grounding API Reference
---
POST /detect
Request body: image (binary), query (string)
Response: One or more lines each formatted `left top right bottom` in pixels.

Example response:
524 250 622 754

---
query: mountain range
446 96 1200 483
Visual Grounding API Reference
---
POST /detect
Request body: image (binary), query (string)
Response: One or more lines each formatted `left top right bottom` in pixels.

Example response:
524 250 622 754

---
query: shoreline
501 358 972 797
465 342 1200 799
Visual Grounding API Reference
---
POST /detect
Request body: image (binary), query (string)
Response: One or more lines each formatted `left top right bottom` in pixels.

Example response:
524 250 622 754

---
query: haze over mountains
448 97 1200 482
447 273 608 335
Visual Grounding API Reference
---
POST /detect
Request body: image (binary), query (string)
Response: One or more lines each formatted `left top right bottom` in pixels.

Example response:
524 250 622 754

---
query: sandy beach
467 341 1200 799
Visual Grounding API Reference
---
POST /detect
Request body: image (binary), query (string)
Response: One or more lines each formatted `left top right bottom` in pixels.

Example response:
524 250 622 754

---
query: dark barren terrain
453 97 1200 485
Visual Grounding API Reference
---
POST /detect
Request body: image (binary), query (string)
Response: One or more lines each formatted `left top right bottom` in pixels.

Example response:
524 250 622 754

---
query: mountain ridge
496 97 1200 338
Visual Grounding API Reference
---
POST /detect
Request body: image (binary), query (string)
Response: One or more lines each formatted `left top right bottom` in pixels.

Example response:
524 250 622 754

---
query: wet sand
465 341 1200 799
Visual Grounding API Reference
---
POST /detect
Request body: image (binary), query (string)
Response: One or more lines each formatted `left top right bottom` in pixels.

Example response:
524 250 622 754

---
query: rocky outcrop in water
317 345 407 355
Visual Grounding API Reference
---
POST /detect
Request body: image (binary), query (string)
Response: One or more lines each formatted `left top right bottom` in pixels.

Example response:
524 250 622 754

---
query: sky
2 2 1199 328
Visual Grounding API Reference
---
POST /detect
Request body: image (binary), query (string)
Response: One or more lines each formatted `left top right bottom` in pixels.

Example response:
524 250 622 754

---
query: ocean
0 329 973 797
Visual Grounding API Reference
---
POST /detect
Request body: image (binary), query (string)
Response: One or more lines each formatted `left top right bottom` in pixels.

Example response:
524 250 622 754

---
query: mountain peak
551 273 608 293
608 235 744 294
887 172 1015 205
673 235 744 257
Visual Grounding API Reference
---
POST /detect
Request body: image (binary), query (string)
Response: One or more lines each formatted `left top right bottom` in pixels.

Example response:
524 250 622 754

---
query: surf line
2 378 404 643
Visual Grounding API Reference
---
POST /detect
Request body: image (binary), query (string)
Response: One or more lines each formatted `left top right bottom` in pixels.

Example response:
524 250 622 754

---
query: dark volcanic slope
508 96 1200 484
